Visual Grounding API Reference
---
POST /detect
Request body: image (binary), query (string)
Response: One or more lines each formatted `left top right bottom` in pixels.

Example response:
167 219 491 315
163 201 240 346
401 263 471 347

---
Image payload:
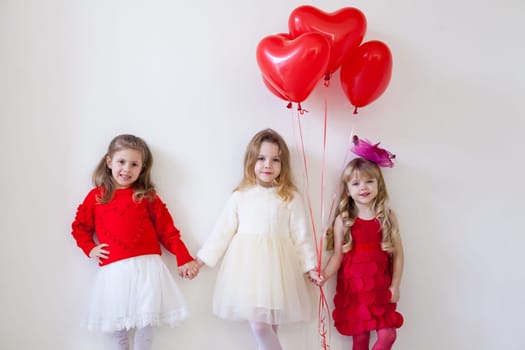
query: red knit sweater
71 187 193 266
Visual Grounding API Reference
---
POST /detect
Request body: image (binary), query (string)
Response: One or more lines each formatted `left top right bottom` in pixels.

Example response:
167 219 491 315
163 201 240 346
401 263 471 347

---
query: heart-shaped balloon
262 75 289 102
256 32 330 103
340 40 393 111
289 5 367 76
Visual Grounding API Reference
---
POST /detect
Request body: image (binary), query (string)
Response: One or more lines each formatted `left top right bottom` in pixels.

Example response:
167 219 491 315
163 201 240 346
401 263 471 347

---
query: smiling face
346 171 379 208
254 141 282 187
106 148 144 189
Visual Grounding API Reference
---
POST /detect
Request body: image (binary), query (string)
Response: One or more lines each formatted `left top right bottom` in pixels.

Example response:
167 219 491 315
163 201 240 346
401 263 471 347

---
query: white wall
1 0 524 349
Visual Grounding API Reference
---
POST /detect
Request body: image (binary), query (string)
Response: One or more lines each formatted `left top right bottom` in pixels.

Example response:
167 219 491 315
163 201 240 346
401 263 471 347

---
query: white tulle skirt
212 234 317 324
84 254 188 333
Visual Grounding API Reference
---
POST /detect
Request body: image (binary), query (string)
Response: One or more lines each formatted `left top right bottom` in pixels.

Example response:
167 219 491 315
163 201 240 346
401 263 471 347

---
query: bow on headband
351 135 396 168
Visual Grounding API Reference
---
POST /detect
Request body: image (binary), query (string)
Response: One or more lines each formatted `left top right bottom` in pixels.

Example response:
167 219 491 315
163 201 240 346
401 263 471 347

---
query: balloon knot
323 73 331 87
298 103 309 115
286 102 293 109
353 106 358 115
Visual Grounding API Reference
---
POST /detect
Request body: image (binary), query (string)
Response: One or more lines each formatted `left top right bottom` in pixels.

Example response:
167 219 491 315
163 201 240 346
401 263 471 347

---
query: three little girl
71 131 404 350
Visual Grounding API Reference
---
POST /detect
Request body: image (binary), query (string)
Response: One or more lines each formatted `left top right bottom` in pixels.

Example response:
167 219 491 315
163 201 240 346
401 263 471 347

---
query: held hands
88 244 202 281
89 243 109 264
178 260 200 280
307 269 324 286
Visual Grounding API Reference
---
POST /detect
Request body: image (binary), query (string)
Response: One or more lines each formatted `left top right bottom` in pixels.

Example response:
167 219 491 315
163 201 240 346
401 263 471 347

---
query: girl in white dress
196 128 320 350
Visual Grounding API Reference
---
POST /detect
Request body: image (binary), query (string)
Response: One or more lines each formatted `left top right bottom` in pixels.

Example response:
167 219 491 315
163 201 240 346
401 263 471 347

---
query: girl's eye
272 158 281 163
351 182 359 186
257 156 265 161
118 160 125 164
131 163 139 167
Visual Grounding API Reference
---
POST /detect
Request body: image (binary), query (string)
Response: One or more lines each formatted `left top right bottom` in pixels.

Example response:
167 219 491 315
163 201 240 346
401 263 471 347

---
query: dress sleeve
197 193 239 267
149 194 194 266
71 190 98 257
288 193 318 272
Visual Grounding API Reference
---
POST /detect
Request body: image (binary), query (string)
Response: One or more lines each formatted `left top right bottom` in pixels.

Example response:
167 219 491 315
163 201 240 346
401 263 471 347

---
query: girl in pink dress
318 136 404 350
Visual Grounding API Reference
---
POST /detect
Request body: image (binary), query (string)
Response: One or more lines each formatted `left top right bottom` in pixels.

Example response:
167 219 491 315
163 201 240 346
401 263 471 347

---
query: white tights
111 326 154 350
249 321 282 350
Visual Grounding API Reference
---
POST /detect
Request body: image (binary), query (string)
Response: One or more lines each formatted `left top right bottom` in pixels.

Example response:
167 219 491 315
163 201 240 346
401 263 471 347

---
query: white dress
197 186 317 324
85 254 188 332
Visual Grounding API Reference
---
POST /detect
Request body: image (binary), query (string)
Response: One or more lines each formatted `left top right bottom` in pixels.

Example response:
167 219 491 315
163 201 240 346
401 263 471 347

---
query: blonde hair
325 158 400 253
235 128 296 202
92 134 155 203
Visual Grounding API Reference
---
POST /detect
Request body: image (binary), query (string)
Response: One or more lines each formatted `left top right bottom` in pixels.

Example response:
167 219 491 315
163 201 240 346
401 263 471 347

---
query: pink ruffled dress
332 217 403 336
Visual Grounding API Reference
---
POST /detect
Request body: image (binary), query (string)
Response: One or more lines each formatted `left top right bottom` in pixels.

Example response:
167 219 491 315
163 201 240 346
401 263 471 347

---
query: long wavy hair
235 128 296 202
325 158 400 253
92 134 155 203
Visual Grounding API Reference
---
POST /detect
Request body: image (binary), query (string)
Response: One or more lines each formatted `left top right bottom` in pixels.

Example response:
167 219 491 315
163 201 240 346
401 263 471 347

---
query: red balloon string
353 106 358 114
295 112 319 260
294 103 331 350
315 125 356 350
318 97 331 350
318 287 331 350
320 97 328 251
324 142 353 243
290 97 357 350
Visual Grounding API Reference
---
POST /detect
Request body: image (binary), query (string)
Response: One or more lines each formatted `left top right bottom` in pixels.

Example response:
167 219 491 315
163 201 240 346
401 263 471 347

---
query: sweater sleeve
71 189 98 258
288 193 318 272
197 193 238 267
149 195 194 266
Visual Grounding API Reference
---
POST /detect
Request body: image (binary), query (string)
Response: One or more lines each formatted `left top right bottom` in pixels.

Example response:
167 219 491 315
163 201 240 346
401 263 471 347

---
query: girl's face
254 141 282 187
346 172 378 207
106 148 143 188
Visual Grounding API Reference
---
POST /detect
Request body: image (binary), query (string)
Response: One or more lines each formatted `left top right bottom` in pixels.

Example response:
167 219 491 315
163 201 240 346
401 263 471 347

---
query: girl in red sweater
71 134 199 350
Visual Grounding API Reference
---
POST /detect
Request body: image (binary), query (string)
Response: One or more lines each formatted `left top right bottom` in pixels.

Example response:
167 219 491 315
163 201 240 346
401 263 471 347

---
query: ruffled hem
84 309 189 333
211 234 316 324
333 303 403 336
83 255 188 333
212 305 313 325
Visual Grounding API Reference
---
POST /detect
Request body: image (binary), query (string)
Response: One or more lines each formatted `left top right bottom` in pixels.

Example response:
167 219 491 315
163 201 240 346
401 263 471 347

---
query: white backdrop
1 0 524 349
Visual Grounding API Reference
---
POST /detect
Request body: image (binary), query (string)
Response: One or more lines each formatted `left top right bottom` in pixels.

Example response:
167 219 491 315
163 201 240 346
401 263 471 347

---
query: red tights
352 328 397 350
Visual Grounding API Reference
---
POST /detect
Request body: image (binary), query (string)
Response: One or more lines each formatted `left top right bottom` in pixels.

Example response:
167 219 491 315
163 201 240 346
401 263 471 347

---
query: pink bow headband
351 135 396 168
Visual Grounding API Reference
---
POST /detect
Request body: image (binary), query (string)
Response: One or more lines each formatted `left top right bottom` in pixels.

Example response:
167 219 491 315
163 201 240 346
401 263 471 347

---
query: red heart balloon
256 32 330 103
289 5 367 76
340 40 393 111
262 75 290 102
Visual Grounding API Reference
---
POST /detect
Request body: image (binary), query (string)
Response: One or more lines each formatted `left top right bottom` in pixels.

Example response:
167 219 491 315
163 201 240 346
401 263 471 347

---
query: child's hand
195 258 205 269
389 285 400 303
307 269 324 286
89 243 109 264
178 260 200 280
